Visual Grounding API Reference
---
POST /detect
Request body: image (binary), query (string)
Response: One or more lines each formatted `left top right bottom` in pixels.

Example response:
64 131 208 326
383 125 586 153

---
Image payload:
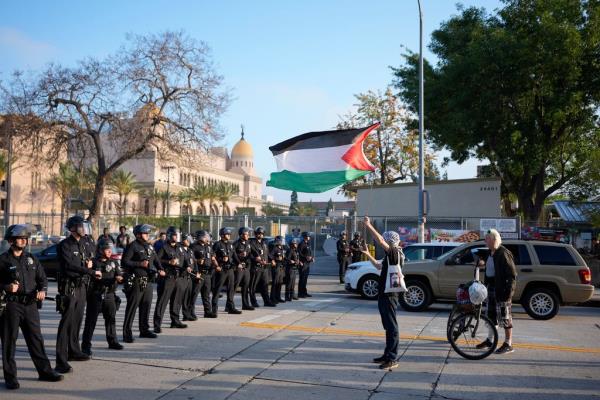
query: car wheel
522 288 560 320
358 275 379 300
399 280 432 312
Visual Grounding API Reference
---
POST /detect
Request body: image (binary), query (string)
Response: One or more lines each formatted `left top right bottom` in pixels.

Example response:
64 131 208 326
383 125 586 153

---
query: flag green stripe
266 169 369 193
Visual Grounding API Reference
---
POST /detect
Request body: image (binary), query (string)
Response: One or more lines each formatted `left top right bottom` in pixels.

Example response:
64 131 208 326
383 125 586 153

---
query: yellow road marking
240 321 600 354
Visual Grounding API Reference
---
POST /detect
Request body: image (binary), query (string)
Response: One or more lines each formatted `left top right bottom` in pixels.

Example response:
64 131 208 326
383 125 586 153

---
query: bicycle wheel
448 313 498 360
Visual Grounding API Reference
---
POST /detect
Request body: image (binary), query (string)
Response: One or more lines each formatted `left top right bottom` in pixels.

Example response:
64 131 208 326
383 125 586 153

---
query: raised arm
363 216 390 253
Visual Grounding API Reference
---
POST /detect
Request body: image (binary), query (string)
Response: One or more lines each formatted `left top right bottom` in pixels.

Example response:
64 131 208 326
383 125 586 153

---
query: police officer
233 227 253 311
212 227 241 315
285 238 301 301
337 232 351 284
298 232 314 298
270 236 286 304
249 227 275 307
190 230 217 318
0 224 63 389
121 224 160 343
81 240 124 355
180 234 198 321
154 227 188 332
55 215 100 373
350 232 365 264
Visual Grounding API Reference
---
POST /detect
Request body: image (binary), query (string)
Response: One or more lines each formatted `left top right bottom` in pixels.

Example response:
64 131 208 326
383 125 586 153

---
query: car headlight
347 265 359 270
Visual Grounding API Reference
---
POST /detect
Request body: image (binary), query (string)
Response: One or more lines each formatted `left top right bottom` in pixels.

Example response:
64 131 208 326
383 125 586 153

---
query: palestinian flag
266 123 379 193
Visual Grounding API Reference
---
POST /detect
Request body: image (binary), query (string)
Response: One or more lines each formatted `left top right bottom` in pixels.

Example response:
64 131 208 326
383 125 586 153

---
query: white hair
485 228 502 249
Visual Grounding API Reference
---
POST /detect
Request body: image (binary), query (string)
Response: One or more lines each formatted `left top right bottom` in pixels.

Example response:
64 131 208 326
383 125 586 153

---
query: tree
393 1 600 222
190 181 208 214
107 169 139 218
176 189 193 215
216 182 235 215
0 31 229 228
296 201 317 217
337 88 438 186
0 151 7 183
48 161 78 229
289 190 299 216
326 198 334 216
262 202 285 216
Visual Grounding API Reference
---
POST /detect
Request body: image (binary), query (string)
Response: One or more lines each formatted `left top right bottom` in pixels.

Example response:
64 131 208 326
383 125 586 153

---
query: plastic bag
468 281 488 305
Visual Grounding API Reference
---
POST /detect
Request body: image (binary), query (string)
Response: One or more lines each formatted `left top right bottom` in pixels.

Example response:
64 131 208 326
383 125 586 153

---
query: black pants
298 263 311 296
338 256 350 282
1 301 54 381
211 268 236 314
82 291 118 350
184 277 201 318
169 276 186 322
198 272 213 315
154 275 183 329
270 265 285 302
250 266 271 306
56 284 86 369
378 293 399 361
235 267 251 308
285 267 298 301
123 279 153 340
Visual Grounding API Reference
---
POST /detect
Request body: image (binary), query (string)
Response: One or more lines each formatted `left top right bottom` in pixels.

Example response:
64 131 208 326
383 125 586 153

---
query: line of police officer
337 232 365 283
0 217 316 389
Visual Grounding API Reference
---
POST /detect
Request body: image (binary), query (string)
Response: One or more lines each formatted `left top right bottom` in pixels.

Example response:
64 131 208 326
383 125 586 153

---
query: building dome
231 136 253 158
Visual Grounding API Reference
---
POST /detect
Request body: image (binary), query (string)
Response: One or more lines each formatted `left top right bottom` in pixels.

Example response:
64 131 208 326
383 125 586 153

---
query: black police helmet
181 234 192 243
290 238 299 245
5 224 31 239
274 235 284 245
219 227 232 236
195 230 209 240
340 232 347 237
66 215 85 230
238 227 251 236
133 224 153 235
97 239 113 250
301 231 310 238
166 226 178 236
254 226 265 235
354 232 361 238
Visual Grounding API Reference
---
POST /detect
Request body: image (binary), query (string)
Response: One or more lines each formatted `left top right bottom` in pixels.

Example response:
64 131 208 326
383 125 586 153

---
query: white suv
344 242 461 300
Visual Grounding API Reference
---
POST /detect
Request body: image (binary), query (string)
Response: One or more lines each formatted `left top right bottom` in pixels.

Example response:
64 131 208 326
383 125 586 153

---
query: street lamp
417 0 426 243
162 165 176 217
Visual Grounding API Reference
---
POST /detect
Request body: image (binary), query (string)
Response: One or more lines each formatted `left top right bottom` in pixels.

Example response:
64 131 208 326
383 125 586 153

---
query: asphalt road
2 257 599 399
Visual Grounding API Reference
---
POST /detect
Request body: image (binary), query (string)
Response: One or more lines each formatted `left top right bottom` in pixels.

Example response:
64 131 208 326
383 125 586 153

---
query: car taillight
578 268 591 284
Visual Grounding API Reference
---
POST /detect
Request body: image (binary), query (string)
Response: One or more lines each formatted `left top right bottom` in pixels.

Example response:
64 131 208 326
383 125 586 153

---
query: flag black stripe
269 125 373 156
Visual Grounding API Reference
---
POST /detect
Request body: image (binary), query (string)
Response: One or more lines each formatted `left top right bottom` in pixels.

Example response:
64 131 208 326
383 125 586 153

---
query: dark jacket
191 242 214 273
249 238 269 267
0 250 47 295
486 245 518 302
122 239 160 277
57 235 97 279
336 239 351 260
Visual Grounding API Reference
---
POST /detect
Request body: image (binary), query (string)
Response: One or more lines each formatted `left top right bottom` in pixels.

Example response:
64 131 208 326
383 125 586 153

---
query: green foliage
393 0 600 222
262 202 285 216
289 190 299 216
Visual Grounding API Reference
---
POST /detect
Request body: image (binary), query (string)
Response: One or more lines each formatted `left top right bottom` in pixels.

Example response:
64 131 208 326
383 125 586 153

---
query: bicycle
446 266 498 360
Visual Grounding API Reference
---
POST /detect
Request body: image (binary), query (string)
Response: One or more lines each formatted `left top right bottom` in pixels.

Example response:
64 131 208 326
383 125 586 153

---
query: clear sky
0 0 502 204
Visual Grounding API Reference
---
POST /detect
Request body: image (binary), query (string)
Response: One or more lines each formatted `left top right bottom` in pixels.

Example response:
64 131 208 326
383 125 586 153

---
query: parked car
344 242 462 300
346 239 594 320
35 244 59 280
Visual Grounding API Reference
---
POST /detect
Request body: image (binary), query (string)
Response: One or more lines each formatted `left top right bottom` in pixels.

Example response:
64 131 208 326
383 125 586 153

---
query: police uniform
154 242 188 330
190 240 215 317
269 243 286 303
121 238 160 342
350 236 364 263
249 238 274 307
212 239 238 314
56 234 97 371
285 245 300 301
298 238 313 297
0 249 58 385
233 237 252 310
81 256 122 352
337 236 351 283
180 243 197 321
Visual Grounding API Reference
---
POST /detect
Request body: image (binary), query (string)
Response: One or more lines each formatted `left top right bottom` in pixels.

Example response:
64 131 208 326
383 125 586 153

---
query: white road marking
248 315 281 323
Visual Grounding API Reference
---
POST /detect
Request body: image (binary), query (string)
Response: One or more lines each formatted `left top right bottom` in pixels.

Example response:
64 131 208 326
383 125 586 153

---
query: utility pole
417 0 426 243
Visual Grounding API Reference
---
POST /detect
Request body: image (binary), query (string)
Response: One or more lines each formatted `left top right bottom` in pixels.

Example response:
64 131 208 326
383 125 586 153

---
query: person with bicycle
478 229 517 355
361 216 403 371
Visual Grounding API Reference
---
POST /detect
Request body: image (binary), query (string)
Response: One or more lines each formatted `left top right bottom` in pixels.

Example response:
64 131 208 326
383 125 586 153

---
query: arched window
144 199 150 215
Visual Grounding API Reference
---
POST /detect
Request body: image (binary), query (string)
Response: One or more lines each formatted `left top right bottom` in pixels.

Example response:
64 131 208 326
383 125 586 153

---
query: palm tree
107 169 139 218
205 183 219 215
176 189 193 215
217 182 235 216
48 161 78 229
0 151 8 183
190 181 208 214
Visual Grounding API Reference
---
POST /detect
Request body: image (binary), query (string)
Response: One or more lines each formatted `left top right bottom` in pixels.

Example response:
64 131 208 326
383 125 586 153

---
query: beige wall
356 178 502 217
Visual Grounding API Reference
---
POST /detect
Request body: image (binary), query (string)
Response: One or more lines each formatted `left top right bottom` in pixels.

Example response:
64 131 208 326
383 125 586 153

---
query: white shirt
486 256 495 278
